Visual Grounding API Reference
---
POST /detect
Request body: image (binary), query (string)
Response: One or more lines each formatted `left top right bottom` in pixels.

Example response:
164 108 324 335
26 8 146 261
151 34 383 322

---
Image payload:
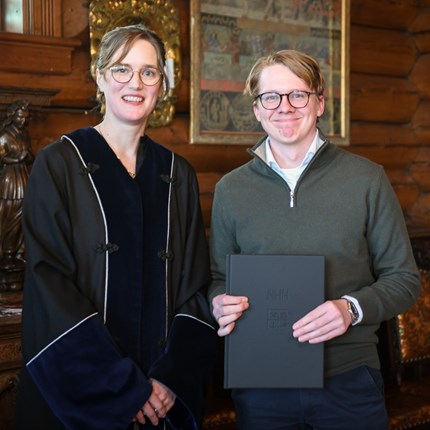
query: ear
253 102 261 122
158 80 166 100
316 95 325 118
96 69 106 93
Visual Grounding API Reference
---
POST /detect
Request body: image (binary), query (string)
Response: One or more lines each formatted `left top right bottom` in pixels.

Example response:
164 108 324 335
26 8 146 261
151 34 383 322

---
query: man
209 50 420 430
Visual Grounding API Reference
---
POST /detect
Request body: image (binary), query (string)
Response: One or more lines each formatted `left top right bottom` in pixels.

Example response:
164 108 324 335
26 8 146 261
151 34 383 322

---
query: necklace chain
97 125 136 178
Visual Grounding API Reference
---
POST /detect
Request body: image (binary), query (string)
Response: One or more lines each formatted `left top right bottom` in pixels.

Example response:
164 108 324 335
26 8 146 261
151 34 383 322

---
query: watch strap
345 299 359 324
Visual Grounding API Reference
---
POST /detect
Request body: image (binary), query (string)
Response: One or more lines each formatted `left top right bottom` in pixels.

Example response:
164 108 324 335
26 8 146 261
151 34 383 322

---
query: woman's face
97 39 163 127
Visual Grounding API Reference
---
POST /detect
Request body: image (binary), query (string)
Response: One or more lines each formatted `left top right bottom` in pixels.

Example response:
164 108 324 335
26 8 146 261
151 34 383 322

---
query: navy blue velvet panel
27 314 152 430
68 128 171 373
68 127 147 363
137 138 172 372
149 315 218 429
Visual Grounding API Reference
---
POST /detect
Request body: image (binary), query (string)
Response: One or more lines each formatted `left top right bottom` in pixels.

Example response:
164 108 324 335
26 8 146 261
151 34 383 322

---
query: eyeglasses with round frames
109 64 162 86
255 90 318 110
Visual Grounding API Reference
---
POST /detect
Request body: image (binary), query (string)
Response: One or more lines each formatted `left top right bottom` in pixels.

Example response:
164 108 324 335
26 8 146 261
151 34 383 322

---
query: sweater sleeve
208 179 241 304
349 168 421 323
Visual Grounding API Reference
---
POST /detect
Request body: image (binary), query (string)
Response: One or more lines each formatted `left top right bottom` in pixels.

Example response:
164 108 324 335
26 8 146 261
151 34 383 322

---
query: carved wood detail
0 86 59 110
0 32 81 75
0 314 21 428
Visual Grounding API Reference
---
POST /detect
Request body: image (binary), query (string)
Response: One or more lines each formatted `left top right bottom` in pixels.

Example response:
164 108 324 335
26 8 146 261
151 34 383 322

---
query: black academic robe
14 127 217 430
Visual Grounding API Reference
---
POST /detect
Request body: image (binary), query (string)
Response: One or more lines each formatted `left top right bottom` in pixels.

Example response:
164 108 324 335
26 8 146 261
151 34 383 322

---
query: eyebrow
261 89 311 93
114 62 158 69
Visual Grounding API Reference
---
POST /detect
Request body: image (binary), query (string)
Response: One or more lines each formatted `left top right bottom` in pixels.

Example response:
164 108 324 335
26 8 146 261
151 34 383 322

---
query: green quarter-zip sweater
209 132 420 378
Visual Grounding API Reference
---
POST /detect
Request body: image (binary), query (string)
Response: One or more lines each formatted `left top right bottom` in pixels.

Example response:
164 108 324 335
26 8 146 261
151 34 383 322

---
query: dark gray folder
224 254 325 389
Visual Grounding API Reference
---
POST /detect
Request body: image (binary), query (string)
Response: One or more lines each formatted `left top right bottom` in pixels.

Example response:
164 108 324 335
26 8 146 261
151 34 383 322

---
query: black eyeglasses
109 64 162 86
255 90 317 110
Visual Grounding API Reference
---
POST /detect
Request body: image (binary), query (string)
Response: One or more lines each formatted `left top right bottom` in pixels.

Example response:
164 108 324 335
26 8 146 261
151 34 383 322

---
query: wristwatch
345 299 359 324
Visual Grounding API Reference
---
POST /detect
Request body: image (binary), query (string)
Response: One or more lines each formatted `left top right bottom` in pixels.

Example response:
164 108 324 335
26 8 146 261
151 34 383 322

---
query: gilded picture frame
89 0 181 128
190 0 350 145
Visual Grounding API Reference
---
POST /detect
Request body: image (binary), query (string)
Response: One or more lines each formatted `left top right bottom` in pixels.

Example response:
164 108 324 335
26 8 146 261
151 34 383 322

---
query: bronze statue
0 100 33 299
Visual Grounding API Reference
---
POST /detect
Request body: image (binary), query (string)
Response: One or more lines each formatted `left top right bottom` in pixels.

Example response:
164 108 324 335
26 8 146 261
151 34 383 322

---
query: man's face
253 64 324 150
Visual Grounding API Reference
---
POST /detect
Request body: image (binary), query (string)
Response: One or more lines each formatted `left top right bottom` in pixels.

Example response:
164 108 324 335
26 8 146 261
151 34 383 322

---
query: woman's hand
134 380 175 426
151 379 176 414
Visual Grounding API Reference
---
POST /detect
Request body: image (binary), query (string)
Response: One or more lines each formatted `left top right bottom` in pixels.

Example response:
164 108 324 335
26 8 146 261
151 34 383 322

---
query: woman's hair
95 23 169 109
244 49 325 101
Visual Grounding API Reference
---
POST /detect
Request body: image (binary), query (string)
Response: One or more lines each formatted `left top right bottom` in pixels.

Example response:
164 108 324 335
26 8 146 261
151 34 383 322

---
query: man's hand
212 293 249 336
292 299 352 344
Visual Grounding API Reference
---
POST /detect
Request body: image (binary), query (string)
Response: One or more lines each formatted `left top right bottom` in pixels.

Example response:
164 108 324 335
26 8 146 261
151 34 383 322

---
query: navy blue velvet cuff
27 314 152 430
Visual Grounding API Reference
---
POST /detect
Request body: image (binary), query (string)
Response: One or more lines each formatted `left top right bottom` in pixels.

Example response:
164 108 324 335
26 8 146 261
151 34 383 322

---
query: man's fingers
218 321 236 337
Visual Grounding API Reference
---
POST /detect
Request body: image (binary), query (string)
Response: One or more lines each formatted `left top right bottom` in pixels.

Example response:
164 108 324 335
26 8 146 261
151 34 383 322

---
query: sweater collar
251 128 327 161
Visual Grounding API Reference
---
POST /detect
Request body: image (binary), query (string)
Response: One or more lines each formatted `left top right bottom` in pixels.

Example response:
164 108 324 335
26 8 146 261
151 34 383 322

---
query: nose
128 70 143 88
278 94 295 111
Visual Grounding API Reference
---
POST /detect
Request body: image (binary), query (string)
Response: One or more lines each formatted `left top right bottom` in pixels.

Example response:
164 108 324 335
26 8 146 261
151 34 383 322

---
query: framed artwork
190 0 349 145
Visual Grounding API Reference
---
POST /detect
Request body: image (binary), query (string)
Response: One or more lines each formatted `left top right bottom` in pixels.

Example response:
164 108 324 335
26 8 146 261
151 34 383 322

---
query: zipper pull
290 190 295 208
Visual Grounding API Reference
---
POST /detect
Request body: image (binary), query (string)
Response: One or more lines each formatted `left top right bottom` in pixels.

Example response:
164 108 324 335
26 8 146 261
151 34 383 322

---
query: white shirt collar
264 131 323 171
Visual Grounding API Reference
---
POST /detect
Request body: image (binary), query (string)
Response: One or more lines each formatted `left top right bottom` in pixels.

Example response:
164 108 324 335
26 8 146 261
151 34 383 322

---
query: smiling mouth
123 95 144 103
274 118 297 124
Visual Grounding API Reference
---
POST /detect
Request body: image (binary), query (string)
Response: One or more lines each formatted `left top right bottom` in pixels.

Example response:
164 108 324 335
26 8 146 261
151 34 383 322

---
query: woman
15 24 217 430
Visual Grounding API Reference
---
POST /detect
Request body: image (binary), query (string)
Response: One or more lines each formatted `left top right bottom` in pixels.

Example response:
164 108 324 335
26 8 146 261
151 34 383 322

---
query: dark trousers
232 365 388 430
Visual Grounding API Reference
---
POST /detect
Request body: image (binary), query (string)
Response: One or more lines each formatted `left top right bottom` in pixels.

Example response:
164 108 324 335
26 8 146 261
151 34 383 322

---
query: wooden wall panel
350 27 416 76
409 194 430 225
415 128 430 146
411 163 430 191
350 74 419 123
350 123 417 146
413 101 430 128
409 6 430 33
393 184 421 212
415 32 430 52
410 54 430 98
350 0 419 30
2 0 430 230
349 0 429 227
347 146 419 169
